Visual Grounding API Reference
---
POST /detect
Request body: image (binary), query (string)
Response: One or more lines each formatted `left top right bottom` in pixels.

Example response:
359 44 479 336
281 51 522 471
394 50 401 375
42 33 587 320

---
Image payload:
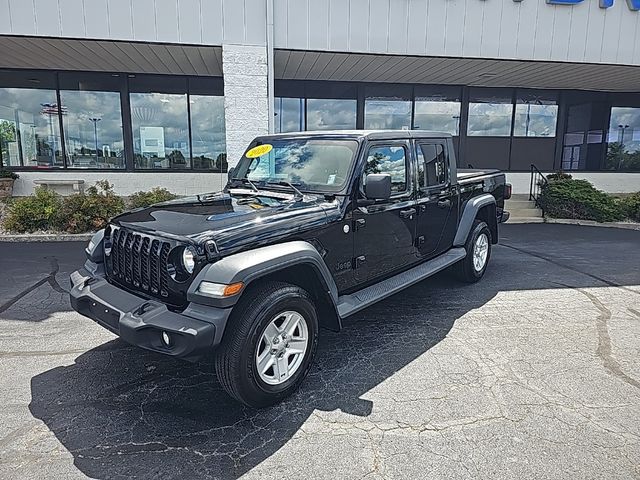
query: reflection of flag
40 103 67 116
132 105 157 122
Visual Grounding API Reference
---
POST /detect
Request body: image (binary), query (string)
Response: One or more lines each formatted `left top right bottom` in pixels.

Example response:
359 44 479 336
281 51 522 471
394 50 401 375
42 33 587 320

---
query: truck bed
456 168 502 184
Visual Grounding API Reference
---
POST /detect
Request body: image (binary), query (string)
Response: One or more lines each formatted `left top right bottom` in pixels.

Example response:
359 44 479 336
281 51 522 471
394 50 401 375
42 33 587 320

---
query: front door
353 142 417 285
415 141 458 258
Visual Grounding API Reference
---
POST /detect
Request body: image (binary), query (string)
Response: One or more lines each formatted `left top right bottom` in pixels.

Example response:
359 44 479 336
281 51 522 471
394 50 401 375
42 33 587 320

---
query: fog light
161 331 171 347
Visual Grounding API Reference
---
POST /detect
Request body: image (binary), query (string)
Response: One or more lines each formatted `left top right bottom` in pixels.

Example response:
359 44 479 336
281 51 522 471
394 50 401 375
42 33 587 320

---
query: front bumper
69 266 232 362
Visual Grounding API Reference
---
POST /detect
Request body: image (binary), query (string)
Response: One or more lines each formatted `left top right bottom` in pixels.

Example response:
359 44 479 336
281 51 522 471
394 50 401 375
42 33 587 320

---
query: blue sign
546 0 640 10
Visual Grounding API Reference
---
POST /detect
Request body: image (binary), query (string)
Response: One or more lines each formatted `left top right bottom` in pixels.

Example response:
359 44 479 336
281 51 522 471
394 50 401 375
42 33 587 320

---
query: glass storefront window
467 103 513 136
0 88 64 167
131 92 191 169
306 98 357 130
275 97 305 133
467 90 513 137
190 95 227 170
513 91 558 137
414 100 461 135
606 107 640 171
60 90 125 169
364 97 412 130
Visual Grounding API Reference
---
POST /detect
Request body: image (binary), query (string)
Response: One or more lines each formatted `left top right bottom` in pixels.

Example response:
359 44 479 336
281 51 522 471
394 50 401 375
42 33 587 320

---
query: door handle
437 199 451 209
400 208 416 219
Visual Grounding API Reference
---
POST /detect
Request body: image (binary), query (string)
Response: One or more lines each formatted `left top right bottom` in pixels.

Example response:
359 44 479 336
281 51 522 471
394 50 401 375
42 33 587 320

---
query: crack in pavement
0 257 67 314
576 288 640 392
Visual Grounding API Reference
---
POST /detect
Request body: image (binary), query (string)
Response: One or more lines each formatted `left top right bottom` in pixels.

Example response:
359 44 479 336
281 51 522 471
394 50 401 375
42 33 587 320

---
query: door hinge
354 218 366 231
353 255 366 269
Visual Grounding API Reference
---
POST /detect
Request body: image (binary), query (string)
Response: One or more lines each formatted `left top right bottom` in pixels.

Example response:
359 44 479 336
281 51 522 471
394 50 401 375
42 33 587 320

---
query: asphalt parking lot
0 223 639 479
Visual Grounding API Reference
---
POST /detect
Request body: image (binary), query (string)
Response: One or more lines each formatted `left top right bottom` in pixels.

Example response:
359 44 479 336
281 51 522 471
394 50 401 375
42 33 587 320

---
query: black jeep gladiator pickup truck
70 130 510 407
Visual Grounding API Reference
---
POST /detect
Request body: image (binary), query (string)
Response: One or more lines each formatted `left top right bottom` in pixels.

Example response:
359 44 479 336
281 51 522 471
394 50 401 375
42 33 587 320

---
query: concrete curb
0 233 94 242
544 217 640 231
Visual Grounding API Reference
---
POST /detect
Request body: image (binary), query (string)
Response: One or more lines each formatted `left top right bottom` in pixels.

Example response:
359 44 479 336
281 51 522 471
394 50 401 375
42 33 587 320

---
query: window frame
0 69 226 173
360 142 411 199
416 140 450 191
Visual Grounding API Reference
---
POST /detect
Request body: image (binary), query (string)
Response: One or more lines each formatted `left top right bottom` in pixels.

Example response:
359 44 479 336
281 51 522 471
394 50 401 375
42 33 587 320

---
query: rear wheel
214 281 319 408
456 219 492 283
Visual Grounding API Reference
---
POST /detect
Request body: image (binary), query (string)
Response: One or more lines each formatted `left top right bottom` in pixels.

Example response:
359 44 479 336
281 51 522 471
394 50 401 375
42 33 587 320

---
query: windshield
233 138 359 193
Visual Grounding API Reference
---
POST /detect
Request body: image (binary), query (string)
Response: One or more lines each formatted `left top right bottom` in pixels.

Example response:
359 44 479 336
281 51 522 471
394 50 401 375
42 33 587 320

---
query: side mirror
227 166 237 182
364 174 391 200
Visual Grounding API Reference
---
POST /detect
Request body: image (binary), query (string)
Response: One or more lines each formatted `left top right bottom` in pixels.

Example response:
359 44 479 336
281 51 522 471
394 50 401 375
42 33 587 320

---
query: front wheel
214 281 319 408
456 219 492 283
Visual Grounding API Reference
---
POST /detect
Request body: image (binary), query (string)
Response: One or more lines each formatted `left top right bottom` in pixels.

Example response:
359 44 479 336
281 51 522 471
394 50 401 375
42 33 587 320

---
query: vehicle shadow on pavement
28 271 482 479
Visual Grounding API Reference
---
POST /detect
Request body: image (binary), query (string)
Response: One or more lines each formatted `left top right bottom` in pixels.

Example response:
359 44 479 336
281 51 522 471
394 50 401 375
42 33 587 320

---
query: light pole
89 117 101 161
617 124 630 170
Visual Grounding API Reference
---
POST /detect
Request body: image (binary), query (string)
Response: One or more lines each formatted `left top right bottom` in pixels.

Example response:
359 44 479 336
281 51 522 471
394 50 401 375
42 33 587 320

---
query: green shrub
2 187 62 232
0 170 19 180
60 180 125 233
546 171 572 182
620 192 640 222
128 187 178 209
540 179 625 223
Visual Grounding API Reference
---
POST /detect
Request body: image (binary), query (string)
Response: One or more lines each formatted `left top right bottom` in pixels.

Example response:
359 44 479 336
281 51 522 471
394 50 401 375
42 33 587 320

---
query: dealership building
1 0 640 196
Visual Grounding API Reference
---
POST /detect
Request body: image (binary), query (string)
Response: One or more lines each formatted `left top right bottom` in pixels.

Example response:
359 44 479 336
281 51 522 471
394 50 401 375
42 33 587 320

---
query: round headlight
182 247 196 274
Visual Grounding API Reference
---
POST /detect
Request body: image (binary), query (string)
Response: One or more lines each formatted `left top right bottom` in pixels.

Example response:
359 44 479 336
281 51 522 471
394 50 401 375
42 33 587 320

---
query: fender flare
453 194 496 247
187 241 339 309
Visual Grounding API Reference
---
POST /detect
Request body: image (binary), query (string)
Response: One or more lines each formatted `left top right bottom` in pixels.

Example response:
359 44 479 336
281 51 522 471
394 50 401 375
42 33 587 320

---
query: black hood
111 189 336 251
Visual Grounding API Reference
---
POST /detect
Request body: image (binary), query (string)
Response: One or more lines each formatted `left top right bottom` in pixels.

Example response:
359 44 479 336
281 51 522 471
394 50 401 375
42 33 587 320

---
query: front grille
106 227 172 300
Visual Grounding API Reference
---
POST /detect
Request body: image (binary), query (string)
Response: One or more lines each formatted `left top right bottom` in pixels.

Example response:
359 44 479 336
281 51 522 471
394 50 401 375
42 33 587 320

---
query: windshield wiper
231 177 259 192
266 181 304 200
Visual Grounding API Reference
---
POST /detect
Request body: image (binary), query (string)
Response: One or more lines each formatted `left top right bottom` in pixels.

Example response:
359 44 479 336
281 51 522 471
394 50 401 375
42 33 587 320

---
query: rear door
353 141 417 285
414 140 459 258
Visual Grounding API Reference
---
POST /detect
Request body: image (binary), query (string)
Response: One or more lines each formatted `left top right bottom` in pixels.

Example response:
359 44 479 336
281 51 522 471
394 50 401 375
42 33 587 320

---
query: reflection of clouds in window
60 90 125 169
306 99 357 130
246 140 357 191
131 92 191 169
609 107 640 153
365 146 406 192
467 102 513 136
414 100 461 135
364 99 412 130
0 87 63 167
190 95 226 170
513 104 558 137
274 97 304 133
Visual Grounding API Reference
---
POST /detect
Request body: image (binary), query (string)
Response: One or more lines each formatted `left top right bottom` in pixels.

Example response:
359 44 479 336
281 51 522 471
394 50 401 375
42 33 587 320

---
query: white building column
222 44 270 168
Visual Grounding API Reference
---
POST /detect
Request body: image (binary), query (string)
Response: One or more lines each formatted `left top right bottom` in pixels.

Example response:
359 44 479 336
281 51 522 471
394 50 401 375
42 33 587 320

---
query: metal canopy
274 49 640 93
0 35 223 76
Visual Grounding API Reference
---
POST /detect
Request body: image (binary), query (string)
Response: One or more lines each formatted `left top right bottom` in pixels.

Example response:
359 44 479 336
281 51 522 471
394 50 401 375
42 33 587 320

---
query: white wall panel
406 0 427 55
107 0 133 39
368 0 389 53
59 0 86 37
201 0 224 45
155 0 179 42
328 0 350 51
349 0 369 52
35 0 62 36
132 0 157 41
287 0 308 49
444 0 464 57
387 0 407 54
308 0 330 50
178 0 202 44
425 0 445 55
82 0 110 39
9 0 36 35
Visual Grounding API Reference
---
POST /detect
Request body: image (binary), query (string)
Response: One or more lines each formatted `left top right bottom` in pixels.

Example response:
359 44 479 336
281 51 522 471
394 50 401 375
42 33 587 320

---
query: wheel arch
453 194 498 247
187 241 342 333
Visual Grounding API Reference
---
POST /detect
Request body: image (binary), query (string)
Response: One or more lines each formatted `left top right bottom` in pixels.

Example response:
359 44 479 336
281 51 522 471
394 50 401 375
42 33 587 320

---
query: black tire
456 219 492 283
214 281 319 408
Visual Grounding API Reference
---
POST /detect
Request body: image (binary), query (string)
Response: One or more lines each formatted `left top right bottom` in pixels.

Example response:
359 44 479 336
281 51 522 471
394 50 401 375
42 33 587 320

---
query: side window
417 143 447 189
364 145 407 194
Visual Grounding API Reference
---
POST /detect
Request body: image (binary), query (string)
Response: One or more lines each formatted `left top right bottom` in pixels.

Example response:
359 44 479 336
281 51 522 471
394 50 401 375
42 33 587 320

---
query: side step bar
336 248 466 318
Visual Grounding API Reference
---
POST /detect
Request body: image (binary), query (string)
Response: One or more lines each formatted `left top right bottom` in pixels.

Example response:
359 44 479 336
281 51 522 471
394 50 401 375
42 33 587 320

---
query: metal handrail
529 164 548 214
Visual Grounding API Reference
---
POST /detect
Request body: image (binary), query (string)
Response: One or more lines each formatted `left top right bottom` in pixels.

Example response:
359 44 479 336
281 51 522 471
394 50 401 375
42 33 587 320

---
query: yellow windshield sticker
246 144 273 158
